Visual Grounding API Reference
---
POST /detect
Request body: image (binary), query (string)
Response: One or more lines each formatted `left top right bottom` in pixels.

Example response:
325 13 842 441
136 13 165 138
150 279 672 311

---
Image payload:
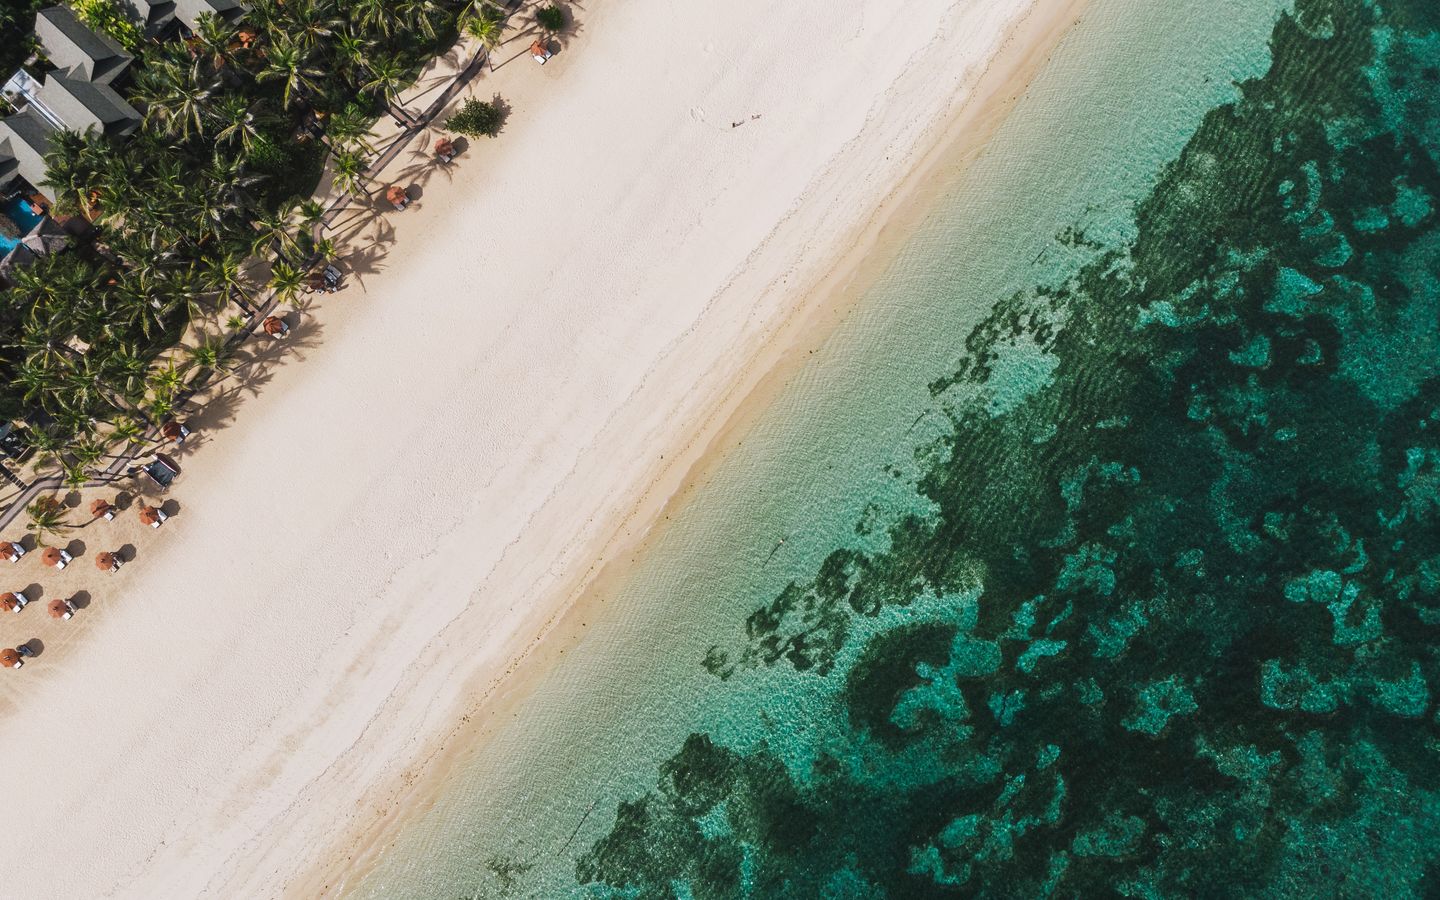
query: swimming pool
0 194 45 254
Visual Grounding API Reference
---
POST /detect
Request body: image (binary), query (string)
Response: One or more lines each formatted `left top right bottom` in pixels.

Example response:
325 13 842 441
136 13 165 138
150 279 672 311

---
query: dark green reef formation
578 0 1440 894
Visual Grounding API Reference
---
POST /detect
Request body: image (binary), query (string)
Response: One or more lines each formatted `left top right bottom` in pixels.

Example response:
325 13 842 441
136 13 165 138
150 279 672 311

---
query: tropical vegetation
1 0 531 481
534 4 563 33
445 96 502 137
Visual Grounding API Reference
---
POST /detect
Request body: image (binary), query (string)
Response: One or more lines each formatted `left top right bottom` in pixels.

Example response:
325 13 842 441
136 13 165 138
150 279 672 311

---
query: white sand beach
0 0 1088 894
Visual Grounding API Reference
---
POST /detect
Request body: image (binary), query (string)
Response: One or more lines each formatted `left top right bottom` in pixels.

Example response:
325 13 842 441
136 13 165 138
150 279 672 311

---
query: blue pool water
0 195 45 253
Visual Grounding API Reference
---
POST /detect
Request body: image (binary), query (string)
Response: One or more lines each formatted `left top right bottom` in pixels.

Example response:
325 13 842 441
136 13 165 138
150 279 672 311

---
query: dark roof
0 109 59 199
121 0 177 34
40 72 141 136
173 0 243 28
34 7 133 85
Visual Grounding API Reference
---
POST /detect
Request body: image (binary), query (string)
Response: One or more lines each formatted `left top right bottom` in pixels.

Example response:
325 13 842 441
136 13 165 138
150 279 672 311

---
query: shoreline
301 0 1094 893
0 0 1092 894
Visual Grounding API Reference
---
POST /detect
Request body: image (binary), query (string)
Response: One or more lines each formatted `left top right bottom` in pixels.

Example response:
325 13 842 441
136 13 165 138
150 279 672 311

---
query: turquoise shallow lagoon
353 0 1440 894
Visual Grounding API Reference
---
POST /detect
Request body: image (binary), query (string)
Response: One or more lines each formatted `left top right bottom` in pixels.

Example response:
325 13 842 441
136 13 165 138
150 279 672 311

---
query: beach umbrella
1 648 20 668
139 506 162 526
386 185 407 207
40 547 66 568
90 499 112 518
161 421 184 442
1 592 23 612
48 598 74 619
95 551 119 572
0 542 18 561
263 316 287 336
434 137 454 156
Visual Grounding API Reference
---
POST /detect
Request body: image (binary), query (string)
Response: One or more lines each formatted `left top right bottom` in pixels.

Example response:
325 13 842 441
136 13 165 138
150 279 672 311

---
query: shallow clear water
353 0 1440 895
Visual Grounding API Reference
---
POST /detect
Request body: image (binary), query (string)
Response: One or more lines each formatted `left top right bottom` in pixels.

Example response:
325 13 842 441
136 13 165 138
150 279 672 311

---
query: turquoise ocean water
354 0 1440 894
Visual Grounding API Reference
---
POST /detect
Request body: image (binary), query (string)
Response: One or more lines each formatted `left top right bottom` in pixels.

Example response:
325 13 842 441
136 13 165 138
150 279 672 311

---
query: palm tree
210 94 269 152
25 495 71 546
190 12 238 75
147 358 188 411
99 344 153 406
286 0 344 53
399 0 447 41
41 129 110 218
259 36 325 110
464 9 505 54
11 355 66 415
133 57 218 139
352 0 399 40
109 416 145 447
360 52 410 111
330 148 370 199
202 249 258 315
251 208 302 261
325 102 377 154
268 260 306 304
185 338 232 376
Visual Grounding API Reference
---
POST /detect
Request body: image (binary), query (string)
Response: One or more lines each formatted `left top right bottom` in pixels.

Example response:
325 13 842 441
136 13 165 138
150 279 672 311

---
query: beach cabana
530 40 552 64
95 551 120 572
41 547 73 569
1 591 26 613
48 597 76 620
139 505 167 528
263 315 289 338
435 136 456 163
1 648 22 669
386 185 409 211
161 420 191 445
0 540 25 562
90 498 116 520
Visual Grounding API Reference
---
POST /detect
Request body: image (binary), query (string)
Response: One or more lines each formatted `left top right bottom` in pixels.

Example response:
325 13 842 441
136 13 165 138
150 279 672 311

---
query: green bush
446 98 503 138
535 4 564 32
71 0 142 51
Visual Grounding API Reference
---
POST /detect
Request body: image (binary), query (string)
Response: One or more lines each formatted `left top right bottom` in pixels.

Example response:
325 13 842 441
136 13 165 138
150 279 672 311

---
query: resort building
124 0 245 36
33 6 133 85
0 7 139 203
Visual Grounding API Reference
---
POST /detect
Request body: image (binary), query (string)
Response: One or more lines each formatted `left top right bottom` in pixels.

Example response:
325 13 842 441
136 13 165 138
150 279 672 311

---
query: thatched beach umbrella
139 505 164 527
0 540 22 562
90 498 114 519
48 597 75 620
161 420 184 442
41 547 70 569
95 551 120 572
386 185 408 209
434 136 455 158
1 592 24 613
263 316 288 337
1 648 21 668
